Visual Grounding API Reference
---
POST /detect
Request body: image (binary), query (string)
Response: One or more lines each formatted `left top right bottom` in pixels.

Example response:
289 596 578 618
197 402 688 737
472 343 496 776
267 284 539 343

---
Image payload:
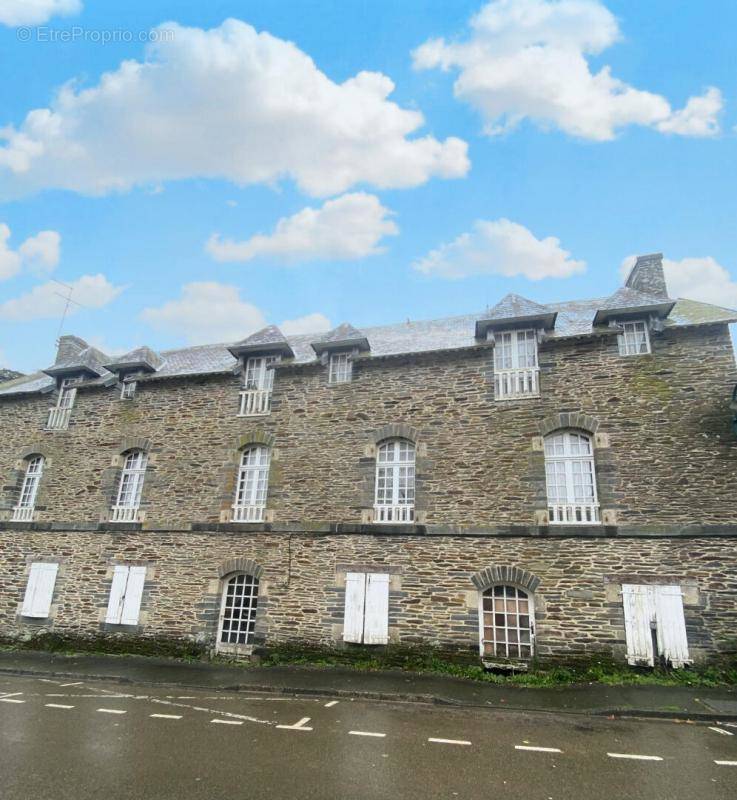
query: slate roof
476 293 557 337
103 346 164 374
592 287 675 326
228 325 294 359
1 296 735 398
42 344 110 379
311 323 370 354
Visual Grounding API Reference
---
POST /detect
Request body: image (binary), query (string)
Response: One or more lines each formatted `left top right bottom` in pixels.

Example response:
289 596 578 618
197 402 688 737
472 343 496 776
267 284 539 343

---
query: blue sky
0 0 735 372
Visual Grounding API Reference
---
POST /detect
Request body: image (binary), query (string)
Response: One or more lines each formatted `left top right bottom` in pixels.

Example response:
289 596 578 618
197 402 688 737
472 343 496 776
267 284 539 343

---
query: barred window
374 439 415 523
217 573 259 649
232 446 270 522
481 585 534 660
617 320 651 356
544 431 600 524
111 450 147 522
329 352 352 384
12 456 44 521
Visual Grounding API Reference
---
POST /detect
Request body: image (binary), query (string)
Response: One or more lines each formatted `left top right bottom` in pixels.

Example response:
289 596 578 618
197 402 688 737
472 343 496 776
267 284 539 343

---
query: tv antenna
52 279 89 343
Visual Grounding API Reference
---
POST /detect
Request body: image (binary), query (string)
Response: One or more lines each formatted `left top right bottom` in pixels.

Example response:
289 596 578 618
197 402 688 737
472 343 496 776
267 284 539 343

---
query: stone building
1 254 736 668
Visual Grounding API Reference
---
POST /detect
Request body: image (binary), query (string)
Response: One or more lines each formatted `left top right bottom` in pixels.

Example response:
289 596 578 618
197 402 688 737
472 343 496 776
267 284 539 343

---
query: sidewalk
1 649 736 720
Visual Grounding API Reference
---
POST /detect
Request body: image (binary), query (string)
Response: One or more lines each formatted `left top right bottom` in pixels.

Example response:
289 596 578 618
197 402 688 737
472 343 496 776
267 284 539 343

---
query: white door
343 572 389 645
21 562 59 618
622 584 690 667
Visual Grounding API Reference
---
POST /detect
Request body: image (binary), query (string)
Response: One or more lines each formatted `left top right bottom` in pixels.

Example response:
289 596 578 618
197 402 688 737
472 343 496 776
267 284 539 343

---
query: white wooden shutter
105 566 129 624
121 566 146 625
343 572 366 643
363 573 390 645
653 585 690 668
622 584 655 666
21 562 59 618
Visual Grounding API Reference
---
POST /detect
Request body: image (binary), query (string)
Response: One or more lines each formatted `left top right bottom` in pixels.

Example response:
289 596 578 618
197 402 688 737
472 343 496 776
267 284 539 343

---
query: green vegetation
0 633 206 661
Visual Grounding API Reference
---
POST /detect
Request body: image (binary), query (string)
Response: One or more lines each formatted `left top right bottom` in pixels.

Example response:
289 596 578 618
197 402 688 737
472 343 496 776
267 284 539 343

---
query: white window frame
105 565 147 625
621 584 690 668
493 329 540 400
46 377 80 430
479 585 535 661
373 439 415 523
232 446 270 522
216 573 260 653
111 450 148 522
544 431 600 524
328 351 352 384
617 320 651 356
12 456 44 521
343 572 390 645
120 380 137 400
21 562 59 619
239 355 279 416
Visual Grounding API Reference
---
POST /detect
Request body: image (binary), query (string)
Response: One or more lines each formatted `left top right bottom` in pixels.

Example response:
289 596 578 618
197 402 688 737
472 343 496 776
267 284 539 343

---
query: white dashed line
59 682 84 687
428 738 472 746
714 761 737 767
150 714 182 720
709 726 734 736
607 753 663 762
0 698 25 704
276 717 313 731
324 701 339 708
97 708 127 715
211 719 243 726
515 745 562 753
45 703 74 709
349 731 387 738
0 692 23 699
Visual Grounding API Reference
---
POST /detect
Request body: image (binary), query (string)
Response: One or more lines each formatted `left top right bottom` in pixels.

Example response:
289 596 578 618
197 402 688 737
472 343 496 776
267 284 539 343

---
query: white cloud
0 19 469 200
414 218 585 280
280 313 331 335
0 273 124 321
140 281 331 344
412 0 722 141
0 223 61 280
0 0 81 27
207 193 398 264
621 254 737 309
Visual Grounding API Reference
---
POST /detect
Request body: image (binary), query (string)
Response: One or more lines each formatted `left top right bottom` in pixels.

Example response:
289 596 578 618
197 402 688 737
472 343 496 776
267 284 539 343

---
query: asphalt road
1 674 736 800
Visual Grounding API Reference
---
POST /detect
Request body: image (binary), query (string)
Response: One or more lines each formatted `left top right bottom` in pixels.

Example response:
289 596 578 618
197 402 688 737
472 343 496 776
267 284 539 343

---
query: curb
2 665 736 722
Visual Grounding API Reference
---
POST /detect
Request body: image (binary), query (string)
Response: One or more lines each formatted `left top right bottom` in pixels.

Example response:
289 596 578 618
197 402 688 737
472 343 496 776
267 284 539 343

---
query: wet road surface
1 674 736 799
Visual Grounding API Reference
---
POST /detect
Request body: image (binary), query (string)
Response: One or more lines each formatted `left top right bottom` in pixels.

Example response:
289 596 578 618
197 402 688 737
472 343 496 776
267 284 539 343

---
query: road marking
349 731 387 738
0 698 25 704
0 692 23 698
97 708 127 715
45 703 74 709
324 700 339 708
515 746 562 753
607 753 663 762
714 761 737 767
277 717 313 731
211 719 243 726
150 714 182 720
59 682 84 687
709 726 734 736
429 738 472 746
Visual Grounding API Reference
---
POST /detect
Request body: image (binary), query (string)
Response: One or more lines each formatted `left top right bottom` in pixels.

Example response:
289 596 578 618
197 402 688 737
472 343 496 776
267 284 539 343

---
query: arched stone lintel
217 558 264 580
18 443 52 460
538 412 600 437
119 436 152 454
371 422 419 445
471 565 541 593
236 430 275 450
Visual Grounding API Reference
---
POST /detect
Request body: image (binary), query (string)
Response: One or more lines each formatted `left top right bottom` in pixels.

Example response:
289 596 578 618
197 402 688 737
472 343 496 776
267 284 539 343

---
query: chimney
55 335 88 364
625 253 668 299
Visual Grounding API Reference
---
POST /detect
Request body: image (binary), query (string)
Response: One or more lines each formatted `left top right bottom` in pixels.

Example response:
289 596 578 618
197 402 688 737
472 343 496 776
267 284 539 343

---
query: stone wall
0 323 735 529
1 527 736 663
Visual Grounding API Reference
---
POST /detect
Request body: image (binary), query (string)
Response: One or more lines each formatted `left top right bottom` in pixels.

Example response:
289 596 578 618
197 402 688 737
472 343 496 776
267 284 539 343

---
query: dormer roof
228 326 295 359
103 346 164 375
311 323 370 356
592 287 675 326
475 294 557 339
42 342 109 380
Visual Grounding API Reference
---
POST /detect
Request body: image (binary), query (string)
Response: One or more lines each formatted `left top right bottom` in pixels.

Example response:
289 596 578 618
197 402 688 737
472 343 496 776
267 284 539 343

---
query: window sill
494 393 541 402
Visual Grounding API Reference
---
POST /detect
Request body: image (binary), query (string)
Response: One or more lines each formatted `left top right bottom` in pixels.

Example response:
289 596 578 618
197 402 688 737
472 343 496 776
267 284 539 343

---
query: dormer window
617 320 651 356
46 377 81 430
328 352 352 384
120 380 137 400
493 329 540 400
240 356 279 416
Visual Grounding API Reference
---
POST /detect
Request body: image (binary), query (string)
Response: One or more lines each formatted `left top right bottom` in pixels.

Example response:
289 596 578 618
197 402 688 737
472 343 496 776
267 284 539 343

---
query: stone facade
1 260 736 665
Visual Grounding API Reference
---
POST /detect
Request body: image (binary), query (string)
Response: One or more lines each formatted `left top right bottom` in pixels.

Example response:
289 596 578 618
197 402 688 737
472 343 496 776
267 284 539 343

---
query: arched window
111 450 148 522
374 439 415 523
12 456 44 521
232 446 270 522
480 585 535 660
217 573 259 652
544 431 599 524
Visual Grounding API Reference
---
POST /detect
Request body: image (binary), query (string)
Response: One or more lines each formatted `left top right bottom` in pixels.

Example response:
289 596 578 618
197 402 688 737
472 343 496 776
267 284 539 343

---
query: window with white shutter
21 562 59 619
621 584 690 668
105 565 147 625
343 572 389 645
